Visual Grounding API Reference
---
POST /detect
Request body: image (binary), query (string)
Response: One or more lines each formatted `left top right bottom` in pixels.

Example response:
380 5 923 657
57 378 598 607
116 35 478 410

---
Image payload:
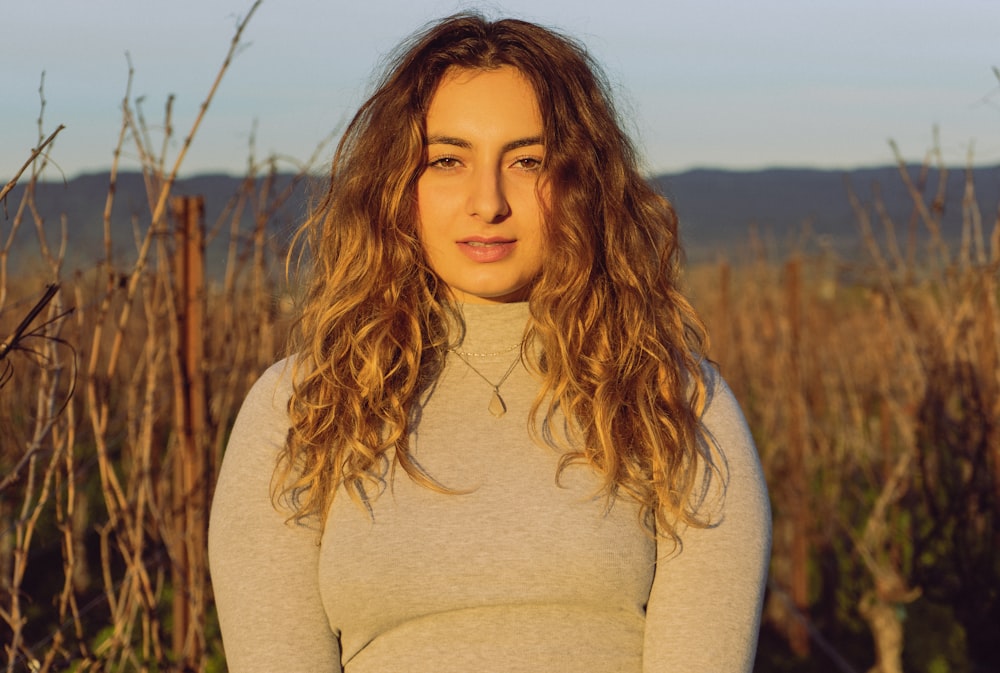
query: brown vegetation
1 4 312 670
686 144 999 673
2 6 998 671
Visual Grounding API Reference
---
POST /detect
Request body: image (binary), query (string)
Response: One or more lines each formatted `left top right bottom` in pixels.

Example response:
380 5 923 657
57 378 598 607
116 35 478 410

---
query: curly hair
277 13 719 541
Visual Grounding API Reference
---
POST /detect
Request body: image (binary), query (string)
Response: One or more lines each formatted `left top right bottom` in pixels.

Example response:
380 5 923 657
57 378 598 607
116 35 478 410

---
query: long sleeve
642 374 772 672
208 361 342 672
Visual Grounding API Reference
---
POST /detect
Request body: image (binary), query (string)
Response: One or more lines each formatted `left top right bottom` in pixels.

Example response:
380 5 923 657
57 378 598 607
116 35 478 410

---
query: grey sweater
208 302 771 672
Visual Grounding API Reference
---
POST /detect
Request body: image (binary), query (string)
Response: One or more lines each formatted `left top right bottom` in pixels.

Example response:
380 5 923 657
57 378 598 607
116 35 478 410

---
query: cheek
414 187 437 249
415 181 452 231
412 185 442 269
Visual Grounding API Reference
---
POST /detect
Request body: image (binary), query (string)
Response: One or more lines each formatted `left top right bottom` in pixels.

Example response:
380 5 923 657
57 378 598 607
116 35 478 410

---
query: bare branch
0 125 66 207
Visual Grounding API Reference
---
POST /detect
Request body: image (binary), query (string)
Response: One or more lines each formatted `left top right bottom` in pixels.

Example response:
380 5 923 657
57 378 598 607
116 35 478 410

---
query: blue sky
4 0 999 179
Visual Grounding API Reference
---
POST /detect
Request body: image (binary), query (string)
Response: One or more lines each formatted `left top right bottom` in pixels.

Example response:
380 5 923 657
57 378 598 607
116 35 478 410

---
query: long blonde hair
278 14 718 540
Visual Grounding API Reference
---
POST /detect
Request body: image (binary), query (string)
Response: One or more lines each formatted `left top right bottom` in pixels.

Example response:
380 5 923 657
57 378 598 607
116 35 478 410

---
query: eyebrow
425 135 544 153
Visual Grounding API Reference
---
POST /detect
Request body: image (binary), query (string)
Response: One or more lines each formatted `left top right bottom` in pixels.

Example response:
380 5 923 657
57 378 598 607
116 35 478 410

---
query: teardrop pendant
449 348 521 419
488 388 507 418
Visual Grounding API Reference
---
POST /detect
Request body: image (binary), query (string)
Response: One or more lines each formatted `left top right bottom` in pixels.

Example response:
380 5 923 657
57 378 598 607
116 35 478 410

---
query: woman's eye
429 157 460 169
512 157 542 170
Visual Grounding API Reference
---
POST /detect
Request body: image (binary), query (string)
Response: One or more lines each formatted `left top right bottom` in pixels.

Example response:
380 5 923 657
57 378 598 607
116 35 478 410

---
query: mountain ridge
4 165 998 273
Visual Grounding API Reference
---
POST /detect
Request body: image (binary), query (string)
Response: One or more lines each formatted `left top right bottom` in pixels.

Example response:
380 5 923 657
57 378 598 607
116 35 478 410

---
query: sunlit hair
277 13 719 541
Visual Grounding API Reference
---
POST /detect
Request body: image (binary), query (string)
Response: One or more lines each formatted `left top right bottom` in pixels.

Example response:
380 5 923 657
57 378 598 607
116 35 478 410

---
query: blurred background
2 1 998 672
3 0 999 177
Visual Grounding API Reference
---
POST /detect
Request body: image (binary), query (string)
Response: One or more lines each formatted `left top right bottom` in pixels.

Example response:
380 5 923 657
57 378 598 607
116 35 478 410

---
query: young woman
209 14 770 673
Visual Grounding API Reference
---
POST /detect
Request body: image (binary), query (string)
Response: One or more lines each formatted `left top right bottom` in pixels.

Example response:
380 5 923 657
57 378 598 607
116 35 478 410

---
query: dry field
4 158 997 673
685 172 999 672
2 10 998 673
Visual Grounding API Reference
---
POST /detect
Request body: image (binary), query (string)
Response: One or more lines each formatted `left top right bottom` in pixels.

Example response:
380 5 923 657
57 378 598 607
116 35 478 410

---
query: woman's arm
208 361 342 672
642 373 772 672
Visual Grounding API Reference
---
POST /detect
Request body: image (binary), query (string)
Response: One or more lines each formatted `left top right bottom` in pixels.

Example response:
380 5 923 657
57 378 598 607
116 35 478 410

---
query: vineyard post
171 195 208 669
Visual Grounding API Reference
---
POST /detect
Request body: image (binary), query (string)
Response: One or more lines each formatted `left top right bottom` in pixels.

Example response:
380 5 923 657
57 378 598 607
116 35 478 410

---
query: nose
466 166 510 223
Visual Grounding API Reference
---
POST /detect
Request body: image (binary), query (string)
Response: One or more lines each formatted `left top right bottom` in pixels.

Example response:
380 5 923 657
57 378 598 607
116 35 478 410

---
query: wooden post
171 195 208 671
784 257 811 657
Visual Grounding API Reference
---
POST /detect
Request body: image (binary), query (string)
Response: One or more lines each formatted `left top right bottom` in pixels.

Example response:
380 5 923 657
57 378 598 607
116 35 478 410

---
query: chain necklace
449 348 522 418
451 340 522 358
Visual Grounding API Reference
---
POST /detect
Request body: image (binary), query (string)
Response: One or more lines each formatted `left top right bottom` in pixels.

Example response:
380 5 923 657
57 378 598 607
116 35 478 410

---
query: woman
209 14 770 673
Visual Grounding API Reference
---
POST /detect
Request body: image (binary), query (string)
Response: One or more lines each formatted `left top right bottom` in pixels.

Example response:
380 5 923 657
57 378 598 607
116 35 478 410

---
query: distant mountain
655 165 1000 262
4 166 998 275
3 172 315 276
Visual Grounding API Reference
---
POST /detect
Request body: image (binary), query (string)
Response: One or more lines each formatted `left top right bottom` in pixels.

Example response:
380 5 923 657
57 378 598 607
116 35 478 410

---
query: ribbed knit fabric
208 301 771 672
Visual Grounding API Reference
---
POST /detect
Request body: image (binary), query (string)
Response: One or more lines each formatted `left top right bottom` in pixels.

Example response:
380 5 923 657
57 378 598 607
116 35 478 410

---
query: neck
447 301 530 356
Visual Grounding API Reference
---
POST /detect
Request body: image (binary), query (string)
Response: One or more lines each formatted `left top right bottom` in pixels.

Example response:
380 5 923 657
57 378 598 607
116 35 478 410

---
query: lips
457 236 516 263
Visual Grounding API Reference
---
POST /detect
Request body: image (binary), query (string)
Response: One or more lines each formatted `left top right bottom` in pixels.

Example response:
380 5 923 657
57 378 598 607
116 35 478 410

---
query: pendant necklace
449 347 523 418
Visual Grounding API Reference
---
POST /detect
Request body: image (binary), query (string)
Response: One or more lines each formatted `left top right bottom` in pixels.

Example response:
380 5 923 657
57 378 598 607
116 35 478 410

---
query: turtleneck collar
448 301 531 356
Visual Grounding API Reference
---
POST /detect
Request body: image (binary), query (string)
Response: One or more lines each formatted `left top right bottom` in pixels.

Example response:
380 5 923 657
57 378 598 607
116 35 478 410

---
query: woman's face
416 66 547 304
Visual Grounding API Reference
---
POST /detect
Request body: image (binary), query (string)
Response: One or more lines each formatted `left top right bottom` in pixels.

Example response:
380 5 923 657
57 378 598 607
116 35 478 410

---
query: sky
4 0 999 180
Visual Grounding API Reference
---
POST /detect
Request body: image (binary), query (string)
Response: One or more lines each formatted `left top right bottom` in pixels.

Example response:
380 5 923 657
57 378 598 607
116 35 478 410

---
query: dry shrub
688 147 999 673
0 3 332 670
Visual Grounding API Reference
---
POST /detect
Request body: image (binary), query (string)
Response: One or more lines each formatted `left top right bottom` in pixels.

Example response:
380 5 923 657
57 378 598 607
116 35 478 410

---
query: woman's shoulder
700 363 749 434
240 356 297 409
226 356 299 446
697 361 770 524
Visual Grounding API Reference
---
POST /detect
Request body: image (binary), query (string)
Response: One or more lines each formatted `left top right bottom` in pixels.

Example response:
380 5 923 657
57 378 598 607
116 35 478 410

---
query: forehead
425 66 543 133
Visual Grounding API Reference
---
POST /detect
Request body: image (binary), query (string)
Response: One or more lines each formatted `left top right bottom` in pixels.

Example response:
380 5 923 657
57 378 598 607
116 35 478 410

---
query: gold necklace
449 349 522 418
451 340 522 358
